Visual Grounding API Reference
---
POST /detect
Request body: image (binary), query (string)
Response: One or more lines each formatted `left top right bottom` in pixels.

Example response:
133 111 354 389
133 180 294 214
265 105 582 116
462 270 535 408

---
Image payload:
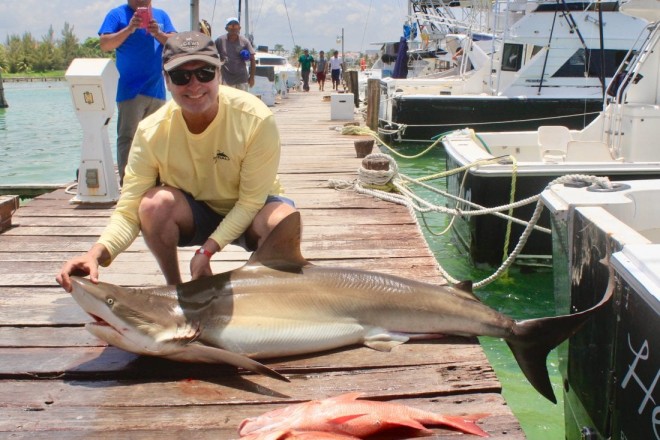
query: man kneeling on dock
57 31 295 291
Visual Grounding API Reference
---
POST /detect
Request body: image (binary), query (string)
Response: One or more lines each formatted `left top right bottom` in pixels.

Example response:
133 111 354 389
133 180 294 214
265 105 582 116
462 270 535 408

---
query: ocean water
1 84 564 438
0 81 117 185
394 145 564 440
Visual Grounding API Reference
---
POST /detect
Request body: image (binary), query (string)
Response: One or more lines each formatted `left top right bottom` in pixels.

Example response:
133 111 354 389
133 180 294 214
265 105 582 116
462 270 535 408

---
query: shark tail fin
507 271 615 403
506 313 586 403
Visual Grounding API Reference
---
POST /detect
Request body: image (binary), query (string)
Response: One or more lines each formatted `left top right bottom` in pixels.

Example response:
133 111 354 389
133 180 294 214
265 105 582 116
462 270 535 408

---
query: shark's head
70 276 198 355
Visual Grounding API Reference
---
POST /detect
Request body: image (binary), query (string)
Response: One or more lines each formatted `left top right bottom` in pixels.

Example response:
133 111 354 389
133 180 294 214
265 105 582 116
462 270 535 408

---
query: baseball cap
162 31 223 71
225 17 240 27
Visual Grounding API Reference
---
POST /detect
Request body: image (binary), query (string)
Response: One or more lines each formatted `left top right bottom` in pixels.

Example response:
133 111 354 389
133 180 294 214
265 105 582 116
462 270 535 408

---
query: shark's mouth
89 314 110 326
85 313 127 339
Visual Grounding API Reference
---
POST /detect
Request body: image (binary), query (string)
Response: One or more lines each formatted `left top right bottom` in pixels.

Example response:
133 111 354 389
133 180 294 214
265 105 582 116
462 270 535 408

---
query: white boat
249 65 277 107
378 0 649 142
359 0 502 96
439 0 660 266
253 51 298 91
541 177 660 440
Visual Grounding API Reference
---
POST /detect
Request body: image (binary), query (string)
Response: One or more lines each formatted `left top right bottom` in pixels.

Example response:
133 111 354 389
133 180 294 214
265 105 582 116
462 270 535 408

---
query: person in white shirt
329 50 343 90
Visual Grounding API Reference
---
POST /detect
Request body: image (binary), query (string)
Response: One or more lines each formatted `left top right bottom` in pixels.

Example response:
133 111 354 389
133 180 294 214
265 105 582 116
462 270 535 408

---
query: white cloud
0 0 408 52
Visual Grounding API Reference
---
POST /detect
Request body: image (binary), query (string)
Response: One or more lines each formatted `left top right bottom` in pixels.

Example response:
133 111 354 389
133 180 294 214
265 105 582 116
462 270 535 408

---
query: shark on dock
69 212 613 403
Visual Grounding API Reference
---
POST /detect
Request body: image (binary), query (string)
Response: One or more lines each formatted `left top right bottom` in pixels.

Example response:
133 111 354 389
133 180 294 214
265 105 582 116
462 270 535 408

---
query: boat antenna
282 0 297 48
559 0 604 89
598 1 606 100
359 0 374 53
537 5 560 94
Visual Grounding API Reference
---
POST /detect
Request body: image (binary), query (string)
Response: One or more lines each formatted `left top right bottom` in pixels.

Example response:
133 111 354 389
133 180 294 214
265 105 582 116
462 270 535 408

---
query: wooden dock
0 90 524 438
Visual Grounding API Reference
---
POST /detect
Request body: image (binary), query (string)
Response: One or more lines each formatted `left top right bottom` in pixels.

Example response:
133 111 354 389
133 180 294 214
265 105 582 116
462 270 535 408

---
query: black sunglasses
167 66 217 86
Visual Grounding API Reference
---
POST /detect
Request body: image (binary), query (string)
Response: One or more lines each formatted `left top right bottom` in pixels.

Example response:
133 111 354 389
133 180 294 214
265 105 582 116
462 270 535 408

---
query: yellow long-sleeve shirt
97 86 283 263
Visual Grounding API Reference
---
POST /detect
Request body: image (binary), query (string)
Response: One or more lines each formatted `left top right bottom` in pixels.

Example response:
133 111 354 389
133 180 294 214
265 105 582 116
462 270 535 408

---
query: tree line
0 22 370 75
0 23 105 75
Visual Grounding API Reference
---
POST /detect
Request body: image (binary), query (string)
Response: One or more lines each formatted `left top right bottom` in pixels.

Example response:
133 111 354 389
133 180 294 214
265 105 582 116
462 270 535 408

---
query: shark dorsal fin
453 280 481 301
246 211 309 268
455 280 473 293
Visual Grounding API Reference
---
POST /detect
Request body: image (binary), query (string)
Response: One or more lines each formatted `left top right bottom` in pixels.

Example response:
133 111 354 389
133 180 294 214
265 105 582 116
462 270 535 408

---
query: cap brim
164 55 223 71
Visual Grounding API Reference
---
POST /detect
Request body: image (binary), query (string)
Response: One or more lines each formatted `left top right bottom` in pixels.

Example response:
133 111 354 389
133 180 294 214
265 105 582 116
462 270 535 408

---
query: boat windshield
257 57 287 66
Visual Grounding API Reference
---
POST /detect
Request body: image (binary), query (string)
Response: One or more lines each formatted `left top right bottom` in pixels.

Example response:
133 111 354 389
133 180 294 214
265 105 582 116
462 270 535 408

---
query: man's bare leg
139 186 194 285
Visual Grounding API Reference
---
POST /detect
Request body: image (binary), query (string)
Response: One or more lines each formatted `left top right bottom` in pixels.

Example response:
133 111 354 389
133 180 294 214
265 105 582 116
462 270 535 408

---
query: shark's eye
106 298 114 306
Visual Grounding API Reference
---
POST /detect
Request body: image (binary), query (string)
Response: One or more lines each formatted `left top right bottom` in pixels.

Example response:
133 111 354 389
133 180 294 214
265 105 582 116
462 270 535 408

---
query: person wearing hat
98 0 177 186
214 17 256 91
56 31 296 291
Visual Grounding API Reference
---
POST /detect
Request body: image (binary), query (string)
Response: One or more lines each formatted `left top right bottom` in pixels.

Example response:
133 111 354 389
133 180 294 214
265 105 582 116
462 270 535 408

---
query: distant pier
2 76 65 83
0 71 7 108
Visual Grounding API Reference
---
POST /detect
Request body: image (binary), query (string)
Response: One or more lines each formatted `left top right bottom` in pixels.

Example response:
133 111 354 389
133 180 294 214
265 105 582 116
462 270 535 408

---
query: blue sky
0 0 409 53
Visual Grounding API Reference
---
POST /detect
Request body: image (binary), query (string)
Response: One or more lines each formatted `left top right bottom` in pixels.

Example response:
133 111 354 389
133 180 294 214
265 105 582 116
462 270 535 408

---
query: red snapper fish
238 393 489 438
239 429 360 439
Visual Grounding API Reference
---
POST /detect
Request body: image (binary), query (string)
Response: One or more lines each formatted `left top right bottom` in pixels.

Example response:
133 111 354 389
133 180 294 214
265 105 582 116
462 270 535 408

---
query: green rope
340 125 441 159
500 156 519 279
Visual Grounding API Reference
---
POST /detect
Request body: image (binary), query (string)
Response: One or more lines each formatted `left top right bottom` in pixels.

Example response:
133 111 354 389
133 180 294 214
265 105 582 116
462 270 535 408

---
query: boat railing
410 0 519 39
605 21 659 157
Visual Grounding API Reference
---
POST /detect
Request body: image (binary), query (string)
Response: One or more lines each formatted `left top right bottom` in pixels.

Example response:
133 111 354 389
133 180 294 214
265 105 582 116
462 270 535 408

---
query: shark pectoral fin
169 343 289 382
153 324 199 344
363 329 410 352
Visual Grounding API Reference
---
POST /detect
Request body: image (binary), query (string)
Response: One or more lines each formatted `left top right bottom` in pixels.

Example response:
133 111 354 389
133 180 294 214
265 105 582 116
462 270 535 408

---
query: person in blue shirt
98 0 176 186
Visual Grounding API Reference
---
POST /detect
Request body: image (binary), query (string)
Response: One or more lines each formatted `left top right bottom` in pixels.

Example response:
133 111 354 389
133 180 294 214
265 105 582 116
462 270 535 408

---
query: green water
392 145 564 439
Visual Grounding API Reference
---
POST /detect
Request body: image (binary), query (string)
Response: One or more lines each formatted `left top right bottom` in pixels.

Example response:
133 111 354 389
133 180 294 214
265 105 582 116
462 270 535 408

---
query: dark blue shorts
178 194 296 250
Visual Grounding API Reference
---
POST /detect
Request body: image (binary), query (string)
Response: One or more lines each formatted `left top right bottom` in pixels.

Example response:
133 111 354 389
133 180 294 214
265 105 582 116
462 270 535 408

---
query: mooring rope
340 125 442 159
378 110 602 131
329 151 614 288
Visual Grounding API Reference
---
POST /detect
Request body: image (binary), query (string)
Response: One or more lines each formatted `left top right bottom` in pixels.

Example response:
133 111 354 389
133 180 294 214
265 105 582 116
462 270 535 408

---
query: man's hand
190 241 219 280
56 244 109 292
128 13 142 34
190 253 213 280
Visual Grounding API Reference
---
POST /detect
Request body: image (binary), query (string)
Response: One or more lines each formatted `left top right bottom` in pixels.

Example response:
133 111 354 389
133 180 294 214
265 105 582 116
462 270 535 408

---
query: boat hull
383 95 603 142
444 154 660 266
542 181 660 440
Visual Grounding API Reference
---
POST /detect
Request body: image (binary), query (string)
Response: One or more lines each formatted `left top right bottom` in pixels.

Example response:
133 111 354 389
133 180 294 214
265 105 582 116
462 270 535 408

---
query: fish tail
507 271 614 403
438 413 490 437
506 313 586 404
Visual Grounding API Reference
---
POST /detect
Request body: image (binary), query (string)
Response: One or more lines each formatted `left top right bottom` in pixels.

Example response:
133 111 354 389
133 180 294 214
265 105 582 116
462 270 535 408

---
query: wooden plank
0 340 487 378
0 235 433 255
0 194 20 233
0 367 496 405
2 222 424 239
11 211 418 227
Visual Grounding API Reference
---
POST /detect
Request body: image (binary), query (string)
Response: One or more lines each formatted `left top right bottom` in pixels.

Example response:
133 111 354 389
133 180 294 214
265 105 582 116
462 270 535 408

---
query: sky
0 0 409 54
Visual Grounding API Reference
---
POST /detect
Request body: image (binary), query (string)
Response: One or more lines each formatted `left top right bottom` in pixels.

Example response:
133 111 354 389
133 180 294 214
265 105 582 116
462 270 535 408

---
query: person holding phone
98 0 177 186
57 32 296 291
